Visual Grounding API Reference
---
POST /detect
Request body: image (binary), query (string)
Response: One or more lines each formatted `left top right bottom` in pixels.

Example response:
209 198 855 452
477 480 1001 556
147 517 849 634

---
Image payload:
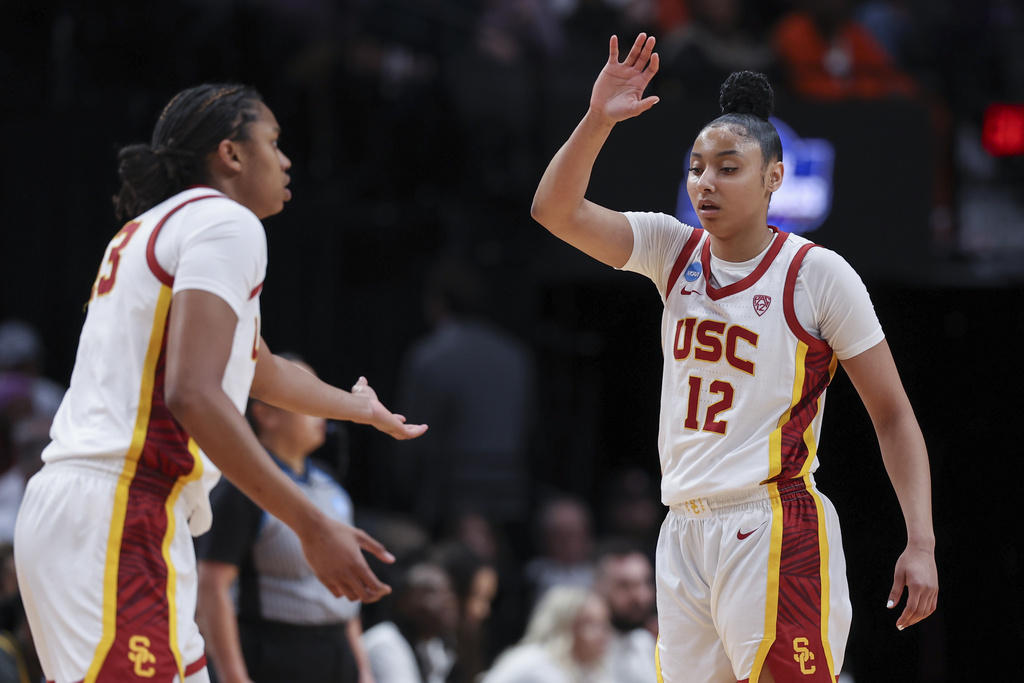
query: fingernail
887 599 894 609
897 624 904 631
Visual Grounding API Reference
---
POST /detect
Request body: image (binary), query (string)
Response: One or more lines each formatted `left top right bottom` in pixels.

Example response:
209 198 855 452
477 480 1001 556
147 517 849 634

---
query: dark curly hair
702 71 783 168
112 84 264 221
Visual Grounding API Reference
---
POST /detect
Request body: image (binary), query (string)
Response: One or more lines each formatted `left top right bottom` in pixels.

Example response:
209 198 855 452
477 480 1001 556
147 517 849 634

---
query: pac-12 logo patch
684 263 702 282
753 294 772 316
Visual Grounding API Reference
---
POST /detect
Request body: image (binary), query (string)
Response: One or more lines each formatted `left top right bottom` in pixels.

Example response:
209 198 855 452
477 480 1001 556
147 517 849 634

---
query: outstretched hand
351 376 428 440
301 517 396 603
887 544 938 630
590 33 660 123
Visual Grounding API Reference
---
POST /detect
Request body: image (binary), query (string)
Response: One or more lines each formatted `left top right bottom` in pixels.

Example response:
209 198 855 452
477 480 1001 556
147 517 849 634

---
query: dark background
2 1 1023 680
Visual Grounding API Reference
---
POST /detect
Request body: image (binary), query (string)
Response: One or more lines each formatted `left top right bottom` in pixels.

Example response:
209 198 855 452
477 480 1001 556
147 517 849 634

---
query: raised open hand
590 34 660 123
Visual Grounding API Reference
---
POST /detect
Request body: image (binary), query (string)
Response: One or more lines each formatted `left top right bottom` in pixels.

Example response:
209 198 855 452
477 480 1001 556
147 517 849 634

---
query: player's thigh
14 464 115 682
716 488 851 682
655 511 735 683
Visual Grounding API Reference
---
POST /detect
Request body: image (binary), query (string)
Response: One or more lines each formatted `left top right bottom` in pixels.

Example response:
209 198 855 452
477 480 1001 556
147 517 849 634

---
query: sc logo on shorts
128 635 157 677
792 637 816 675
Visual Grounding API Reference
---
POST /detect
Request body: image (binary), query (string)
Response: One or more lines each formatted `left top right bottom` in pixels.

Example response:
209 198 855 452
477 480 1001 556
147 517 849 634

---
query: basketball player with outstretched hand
531 34 937 682
14 85 426 683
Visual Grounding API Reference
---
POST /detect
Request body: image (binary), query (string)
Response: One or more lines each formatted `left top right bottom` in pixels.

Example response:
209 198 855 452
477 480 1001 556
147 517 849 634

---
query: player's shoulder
625 210 698 235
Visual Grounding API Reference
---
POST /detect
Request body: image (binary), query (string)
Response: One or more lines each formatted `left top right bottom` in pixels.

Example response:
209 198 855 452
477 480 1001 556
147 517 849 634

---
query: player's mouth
697 199 720 216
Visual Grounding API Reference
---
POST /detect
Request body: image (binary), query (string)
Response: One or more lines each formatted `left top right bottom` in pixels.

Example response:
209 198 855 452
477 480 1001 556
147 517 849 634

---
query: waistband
38 455 131 479
669 476 815 519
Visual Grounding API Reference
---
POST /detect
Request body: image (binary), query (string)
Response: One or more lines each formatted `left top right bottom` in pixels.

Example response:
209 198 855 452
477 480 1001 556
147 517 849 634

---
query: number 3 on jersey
684 375 735 434
90 220 141 302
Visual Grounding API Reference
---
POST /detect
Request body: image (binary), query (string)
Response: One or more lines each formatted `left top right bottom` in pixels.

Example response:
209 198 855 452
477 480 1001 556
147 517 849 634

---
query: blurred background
1 0 1023 681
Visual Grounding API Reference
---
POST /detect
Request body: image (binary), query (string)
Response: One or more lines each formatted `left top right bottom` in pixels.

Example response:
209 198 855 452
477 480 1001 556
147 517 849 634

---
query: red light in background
982 103 1024 157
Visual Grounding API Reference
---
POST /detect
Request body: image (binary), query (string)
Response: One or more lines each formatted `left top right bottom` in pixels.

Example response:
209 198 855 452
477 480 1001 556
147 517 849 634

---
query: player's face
234 102 292 219
686 125 780 240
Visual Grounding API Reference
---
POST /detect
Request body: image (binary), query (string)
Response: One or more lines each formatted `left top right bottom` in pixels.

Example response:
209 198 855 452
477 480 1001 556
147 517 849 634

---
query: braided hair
112 84 263 221
703 71 783 169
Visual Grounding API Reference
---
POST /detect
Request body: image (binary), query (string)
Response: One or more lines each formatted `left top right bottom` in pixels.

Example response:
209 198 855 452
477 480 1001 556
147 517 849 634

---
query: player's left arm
250 339 427 441
840 340 938 630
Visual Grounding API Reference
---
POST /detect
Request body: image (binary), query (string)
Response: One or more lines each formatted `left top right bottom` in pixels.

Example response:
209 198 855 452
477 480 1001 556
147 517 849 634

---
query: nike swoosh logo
680 288 695 295
737 522 767 540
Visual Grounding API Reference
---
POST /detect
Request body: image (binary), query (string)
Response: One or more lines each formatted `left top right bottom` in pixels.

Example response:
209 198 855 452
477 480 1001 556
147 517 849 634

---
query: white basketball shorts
14 459 210 683
655 476 852 682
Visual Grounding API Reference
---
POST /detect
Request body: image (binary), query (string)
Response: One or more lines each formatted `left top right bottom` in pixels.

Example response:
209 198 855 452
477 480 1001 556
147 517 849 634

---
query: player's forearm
250 349 374 424
876 411 935 548
531 109 615 233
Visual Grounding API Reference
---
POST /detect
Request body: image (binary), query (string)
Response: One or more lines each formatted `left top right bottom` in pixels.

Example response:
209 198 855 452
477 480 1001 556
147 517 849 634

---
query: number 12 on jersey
683 375 735 435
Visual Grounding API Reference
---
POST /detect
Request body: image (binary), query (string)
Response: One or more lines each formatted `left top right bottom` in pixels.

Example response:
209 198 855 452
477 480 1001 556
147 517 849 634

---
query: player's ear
766 160 783 193
214 139 243 174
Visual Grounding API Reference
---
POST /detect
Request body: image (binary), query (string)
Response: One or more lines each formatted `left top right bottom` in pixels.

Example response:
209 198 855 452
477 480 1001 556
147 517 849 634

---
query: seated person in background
523 494 596 606
363 558 460 683
591 539 657 683
196 355 372 683
433 541 500 683
480 586 612 683
772 0 919 100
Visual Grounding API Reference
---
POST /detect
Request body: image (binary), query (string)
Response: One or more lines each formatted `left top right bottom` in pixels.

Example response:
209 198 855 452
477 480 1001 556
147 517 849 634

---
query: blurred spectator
480 586 611 683
660 0 779 98
0 415 51 544
443 511 530 667
592 539 657 682
600 467 662 564
0 320 64 480
393 254 536 537
523 494 595 606
0 320 65 420
195 356 373 683
433 541 500 683
0 543 41 683
363 558 459 683
771 0 919 100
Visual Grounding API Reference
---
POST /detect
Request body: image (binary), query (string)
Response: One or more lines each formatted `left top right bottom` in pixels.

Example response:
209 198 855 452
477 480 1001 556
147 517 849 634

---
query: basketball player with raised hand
14 84 426 683
531 34 937 682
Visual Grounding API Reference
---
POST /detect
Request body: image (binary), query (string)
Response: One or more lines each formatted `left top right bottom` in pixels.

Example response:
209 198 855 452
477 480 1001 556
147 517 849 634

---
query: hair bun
719 71 774 121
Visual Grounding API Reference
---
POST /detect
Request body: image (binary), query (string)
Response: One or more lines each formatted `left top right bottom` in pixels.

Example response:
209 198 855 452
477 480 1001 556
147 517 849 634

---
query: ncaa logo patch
684 262 702 282
753 294 772 316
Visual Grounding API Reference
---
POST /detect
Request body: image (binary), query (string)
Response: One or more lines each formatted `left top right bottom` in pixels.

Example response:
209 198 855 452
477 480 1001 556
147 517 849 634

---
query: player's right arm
531 33 660 269
165 289 394 603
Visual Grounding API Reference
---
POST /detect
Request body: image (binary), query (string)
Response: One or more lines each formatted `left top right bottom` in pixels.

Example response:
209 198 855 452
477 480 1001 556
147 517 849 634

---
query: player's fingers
635 96 660 116
608 35 618 64
886 574 905 613
897 590 921 630
624 33 648 67
399 423 428 439
356 528 397 564
352 376 368 392
644 51 661 78
637 35 656 68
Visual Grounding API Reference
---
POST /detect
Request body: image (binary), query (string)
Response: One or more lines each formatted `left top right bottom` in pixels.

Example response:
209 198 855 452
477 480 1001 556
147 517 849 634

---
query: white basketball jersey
43 187 267 534
656 227 837 507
